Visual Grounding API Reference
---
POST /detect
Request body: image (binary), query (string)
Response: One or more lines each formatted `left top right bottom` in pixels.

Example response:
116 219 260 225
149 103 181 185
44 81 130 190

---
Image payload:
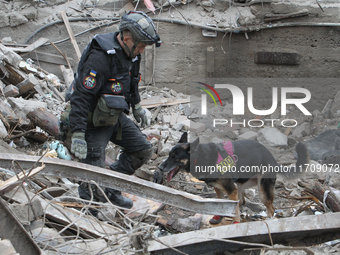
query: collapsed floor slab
148 212 340 254
0 153 238 216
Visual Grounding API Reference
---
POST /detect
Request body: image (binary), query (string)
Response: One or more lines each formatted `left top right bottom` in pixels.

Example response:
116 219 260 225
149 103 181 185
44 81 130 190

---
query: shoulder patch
83 75 96 89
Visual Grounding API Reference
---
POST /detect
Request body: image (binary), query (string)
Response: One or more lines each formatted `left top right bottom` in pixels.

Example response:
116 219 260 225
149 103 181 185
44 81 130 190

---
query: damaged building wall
1 1 340 113
148 23 340 111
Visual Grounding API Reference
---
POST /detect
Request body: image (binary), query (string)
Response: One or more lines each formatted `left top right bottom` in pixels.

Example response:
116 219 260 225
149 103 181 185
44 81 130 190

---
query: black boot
104 188 133 209
78 183 133 209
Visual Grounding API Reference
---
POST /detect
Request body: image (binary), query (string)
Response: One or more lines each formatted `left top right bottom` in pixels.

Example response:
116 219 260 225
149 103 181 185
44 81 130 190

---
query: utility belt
59 94 129 141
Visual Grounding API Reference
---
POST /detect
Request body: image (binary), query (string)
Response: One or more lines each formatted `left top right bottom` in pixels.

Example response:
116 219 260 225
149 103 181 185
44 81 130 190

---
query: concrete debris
1 2 340 255
257 127 288 147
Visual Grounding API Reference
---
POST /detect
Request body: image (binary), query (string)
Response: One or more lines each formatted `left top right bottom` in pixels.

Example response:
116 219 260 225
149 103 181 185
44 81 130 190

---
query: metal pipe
0 153 238 216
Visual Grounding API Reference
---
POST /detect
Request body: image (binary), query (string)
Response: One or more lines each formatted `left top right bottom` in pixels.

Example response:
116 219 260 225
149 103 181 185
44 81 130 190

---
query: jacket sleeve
69 49 111 133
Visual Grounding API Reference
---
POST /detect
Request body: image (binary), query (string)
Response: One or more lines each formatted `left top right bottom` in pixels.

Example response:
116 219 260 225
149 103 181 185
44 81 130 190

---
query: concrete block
135 167 154 181
177 115 188 124
10 198 44 222
3 84 19 97
170 113 178 126
292 122 310 138
181 119 191 131
257 127 287 147
171 214 203 233
9 12 28 27
190 121 206 134
183 105 193 116
162 115 171 124
16 73 39 95
238 130 258 141
159 142 173 157
254 51 300 65
21 6 37 20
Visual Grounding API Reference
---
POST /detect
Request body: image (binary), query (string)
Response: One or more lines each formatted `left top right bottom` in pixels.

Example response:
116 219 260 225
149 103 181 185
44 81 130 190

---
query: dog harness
216 141 237 175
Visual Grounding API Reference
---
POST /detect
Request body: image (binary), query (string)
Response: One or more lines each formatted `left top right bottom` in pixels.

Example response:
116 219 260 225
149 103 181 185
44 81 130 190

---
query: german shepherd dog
158 132 310 223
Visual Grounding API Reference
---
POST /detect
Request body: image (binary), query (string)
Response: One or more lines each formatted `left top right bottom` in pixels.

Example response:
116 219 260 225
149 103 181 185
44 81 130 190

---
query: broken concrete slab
16 73 40 95
238 130 257 140
305 129 340 161
190 121 206 134
9 12 28 27
6 97 47 115
257 127 288 147
149 212 340 254
10 198 44 223
170 213 203 233
292 122 310 138
3 84 19 97
0 43 22 67
0 198 42 255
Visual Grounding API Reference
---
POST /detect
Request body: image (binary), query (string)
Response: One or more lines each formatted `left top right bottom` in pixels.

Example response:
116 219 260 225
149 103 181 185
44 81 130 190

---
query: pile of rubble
2 39 340 254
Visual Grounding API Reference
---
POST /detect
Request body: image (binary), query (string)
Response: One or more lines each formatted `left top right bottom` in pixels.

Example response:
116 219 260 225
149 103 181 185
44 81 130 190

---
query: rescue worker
64 11 161 209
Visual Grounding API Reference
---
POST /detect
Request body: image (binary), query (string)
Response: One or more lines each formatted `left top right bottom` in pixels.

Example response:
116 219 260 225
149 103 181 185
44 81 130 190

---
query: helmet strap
121 32 139 58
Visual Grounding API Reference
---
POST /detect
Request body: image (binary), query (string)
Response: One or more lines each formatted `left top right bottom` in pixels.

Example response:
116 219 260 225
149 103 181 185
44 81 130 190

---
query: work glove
71 132 87 159
153 169 164 184
133 103 148 128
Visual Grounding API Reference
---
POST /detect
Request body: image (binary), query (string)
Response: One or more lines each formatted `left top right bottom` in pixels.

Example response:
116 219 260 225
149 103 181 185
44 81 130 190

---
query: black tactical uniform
66 11 161 208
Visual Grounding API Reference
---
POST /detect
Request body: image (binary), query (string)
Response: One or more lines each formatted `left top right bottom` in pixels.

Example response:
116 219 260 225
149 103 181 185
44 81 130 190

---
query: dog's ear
190 137 199 152
178 132 188 143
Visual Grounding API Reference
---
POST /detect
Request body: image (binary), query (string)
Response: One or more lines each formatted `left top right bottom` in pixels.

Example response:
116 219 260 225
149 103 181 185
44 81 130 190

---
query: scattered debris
1 2 340 254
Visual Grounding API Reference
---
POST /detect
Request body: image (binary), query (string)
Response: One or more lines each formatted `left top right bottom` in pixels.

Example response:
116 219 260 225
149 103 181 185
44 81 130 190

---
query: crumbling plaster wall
149 23 340 111
1 0 340 112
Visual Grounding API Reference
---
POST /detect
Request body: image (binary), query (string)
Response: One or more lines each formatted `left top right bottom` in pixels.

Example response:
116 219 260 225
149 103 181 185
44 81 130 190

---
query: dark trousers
82 113 153 175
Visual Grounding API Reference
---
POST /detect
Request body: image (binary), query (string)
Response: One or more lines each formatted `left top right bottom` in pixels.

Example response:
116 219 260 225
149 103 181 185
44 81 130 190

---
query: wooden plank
264 9 309 22
26 51 73 66
60 65 74 89
60 11 82 61
141 97 190 109
0 164 45 195
7 38 49 53
1 63 26 85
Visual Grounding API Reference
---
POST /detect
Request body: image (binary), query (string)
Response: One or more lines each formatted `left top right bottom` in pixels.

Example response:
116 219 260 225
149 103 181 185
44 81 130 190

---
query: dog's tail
281 142 310 179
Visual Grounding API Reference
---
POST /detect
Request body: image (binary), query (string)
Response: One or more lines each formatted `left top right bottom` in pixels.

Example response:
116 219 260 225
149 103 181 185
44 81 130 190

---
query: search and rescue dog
158 132 310 223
